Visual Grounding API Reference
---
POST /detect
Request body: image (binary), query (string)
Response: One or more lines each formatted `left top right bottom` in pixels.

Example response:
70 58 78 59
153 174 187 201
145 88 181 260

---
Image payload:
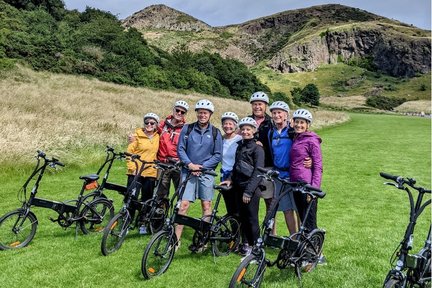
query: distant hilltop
124 4 431 78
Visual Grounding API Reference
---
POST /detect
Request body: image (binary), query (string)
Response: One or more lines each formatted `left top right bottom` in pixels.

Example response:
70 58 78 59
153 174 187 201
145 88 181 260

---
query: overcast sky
63 0 431 30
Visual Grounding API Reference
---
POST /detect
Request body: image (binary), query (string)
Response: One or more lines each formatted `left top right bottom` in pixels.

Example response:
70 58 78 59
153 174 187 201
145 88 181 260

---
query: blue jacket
269 126 293 179
177 122 223 170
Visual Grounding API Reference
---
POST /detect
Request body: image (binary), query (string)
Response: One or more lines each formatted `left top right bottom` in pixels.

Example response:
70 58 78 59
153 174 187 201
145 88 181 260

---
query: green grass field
0 113 430 287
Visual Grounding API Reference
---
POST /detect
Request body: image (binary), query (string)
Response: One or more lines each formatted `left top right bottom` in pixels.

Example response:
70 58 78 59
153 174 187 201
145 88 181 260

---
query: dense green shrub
291 84 320 106
366 95 406 110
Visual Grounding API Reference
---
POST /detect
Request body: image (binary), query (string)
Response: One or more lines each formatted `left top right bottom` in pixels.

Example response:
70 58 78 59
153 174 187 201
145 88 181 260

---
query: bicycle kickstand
74 223 79 240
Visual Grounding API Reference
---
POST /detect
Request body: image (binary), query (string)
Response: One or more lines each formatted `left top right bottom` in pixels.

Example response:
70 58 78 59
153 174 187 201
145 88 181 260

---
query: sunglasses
174 108 186 115
144 121 156 126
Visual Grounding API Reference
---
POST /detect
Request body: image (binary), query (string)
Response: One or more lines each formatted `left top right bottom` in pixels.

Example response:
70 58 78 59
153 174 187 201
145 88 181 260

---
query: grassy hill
0 65 348 166
252 63 431 112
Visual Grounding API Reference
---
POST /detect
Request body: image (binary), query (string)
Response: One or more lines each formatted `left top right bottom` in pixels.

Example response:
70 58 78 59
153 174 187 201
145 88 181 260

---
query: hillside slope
124 4 431 78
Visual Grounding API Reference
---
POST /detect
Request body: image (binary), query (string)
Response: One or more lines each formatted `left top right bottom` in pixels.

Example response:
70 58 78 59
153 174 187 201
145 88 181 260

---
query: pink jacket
289 131 323 188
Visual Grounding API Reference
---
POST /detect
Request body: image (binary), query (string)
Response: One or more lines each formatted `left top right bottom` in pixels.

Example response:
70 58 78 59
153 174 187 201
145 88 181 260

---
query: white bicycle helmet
195 99 214 113
221 112 239 124
292 109 313 124
143 112 160 123
269 101 290 113
249 91 269 104
238 117 258 129
174 100 189 111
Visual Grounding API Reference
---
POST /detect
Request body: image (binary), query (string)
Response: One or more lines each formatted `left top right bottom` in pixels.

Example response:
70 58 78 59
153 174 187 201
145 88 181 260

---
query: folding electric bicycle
380 172 431 288
0 150 114 250
229 168 326 288
100 154 178 256
80 146 128 204
141 167 241 279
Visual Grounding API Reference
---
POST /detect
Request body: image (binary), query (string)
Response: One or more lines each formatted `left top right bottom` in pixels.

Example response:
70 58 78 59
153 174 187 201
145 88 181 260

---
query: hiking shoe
139 226 148 235
318 255 327 265
188 243 207 253
239 244 252 258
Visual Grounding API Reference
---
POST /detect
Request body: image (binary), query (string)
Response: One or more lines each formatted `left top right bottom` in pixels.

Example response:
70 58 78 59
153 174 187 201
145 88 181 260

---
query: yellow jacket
127 128 159 178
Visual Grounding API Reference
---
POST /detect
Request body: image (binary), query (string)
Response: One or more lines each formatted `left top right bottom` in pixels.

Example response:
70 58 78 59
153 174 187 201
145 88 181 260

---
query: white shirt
222 134 242 171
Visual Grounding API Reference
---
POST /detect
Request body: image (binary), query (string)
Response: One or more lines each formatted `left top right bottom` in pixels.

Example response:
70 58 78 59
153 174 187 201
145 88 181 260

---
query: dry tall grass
0 66 348 164
395 100 431 114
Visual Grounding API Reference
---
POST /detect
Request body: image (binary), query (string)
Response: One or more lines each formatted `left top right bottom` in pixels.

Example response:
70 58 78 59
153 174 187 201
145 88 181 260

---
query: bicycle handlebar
36 150 64 167
380 172 402 183
380 172 430 194
258 167 326 198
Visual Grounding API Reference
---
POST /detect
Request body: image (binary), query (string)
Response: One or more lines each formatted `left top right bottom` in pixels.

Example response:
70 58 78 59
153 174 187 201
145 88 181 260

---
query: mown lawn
0 113 430 288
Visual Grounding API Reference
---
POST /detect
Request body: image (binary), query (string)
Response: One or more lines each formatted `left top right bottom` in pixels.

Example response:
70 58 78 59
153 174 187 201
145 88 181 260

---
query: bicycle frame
83 146 127 198
380 172 431 287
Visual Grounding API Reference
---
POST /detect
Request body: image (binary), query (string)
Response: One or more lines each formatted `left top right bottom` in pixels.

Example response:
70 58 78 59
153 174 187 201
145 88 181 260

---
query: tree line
0 0 269 100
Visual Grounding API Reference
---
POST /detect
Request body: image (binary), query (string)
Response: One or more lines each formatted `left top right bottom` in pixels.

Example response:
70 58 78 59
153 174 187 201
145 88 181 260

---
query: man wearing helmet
176 99 223 250
155 100 189 200
127 112 160 234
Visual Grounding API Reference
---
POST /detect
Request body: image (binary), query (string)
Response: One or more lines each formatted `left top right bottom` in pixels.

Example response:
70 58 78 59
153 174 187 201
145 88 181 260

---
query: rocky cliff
269 24 431 77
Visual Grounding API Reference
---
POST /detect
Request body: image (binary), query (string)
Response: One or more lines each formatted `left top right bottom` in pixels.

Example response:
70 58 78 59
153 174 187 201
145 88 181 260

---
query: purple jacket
289 131 323 188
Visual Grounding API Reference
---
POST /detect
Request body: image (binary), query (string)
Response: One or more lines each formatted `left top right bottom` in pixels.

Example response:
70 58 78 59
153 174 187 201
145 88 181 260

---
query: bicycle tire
0 209 38 250
81 190 107 204
383 277 403 288
212 216 241 256
141 229 177 279
80 198 114 234
148 198 169 234
101 212 130 256
300 230 325 273
229 254 266 288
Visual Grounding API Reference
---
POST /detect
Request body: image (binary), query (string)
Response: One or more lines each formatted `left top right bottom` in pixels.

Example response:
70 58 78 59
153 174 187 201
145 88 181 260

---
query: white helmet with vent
238 117 258 129
143 112 160 123
292 109 313 123
174 100 189 111
269 101 290 113
221 112 239 124
195 99 214 113
249 91 269 104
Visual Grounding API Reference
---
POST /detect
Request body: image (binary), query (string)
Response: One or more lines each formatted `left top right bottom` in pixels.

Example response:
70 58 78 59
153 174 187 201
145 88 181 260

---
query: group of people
126 92 323 262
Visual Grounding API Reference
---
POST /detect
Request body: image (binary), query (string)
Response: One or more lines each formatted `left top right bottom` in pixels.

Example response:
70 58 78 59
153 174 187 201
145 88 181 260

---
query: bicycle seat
214 185 231 192
79 174 100 181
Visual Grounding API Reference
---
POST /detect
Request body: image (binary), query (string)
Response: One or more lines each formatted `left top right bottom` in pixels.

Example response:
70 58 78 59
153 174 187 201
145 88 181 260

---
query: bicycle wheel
141 229 177 279
383 277 403 288
212 216 241 256
300 230 325 273
0 209 38 250
101 212 130 256
148 198 169 234
229 254 266 288
80 198 114 234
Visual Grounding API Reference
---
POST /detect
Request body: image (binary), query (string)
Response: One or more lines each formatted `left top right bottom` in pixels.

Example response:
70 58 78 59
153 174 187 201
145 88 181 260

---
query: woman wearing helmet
219 112 242 221
268 101 298 235
221 117 264 258
127 112 160 235
155 100 189 200
290 109 322 234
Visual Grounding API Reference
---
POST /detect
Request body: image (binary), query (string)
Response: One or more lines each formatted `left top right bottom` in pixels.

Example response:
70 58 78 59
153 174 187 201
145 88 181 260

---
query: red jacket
157 115 185 162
